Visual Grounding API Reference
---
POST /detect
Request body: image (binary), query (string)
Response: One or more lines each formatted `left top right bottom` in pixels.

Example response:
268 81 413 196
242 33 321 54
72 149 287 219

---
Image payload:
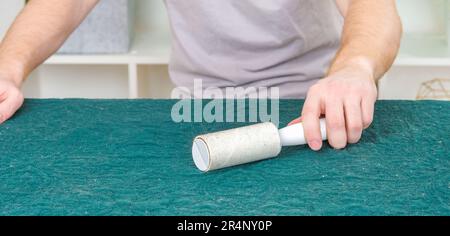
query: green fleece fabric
0 99 448 215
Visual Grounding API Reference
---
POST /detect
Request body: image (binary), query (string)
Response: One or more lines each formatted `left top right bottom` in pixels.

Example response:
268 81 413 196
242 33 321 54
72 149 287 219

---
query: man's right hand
0 77 23 124
0 0 99 124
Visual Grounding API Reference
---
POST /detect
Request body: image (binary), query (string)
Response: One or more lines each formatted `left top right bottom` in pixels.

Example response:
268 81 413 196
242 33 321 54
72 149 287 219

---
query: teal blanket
0 99 449 215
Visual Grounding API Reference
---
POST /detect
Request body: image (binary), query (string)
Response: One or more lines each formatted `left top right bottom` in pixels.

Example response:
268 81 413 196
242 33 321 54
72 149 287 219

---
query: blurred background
0 0 449 100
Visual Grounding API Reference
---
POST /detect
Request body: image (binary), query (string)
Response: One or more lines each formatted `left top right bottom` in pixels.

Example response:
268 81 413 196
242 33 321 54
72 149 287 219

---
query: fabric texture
165 0 344 98
0 99 449 216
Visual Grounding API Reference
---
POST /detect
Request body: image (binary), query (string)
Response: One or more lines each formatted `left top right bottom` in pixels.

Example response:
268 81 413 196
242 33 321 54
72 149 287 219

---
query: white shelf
41 29 171 99
394 34 450 66
46 32 450 67
395 57 450 67
44 31 171 65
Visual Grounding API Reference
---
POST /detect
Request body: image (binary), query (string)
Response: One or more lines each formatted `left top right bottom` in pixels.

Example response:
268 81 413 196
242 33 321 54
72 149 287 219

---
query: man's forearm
329 0 402 80
0 0 98 86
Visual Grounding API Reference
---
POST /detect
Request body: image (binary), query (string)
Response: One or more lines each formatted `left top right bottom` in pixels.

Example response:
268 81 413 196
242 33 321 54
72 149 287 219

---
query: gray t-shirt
164 0 343 98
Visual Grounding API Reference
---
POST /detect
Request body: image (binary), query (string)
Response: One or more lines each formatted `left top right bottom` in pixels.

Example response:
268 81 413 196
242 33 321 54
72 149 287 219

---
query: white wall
0 1 24 39
397 0 447 36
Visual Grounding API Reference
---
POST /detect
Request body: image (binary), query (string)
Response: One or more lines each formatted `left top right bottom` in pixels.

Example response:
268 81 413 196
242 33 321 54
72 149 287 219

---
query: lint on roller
192 119 327 172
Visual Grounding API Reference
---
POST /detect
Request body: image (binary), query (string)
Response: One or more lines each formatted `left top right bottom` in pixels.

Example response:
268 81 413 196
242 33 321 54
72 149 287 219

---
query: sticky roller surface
193 123 281 172
0 99 449 215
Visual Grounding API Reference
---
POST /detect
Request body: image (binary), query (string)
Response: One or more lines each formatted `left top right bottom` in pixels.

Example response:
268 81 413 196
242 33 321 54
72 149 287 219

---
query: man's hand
290 63 377 150
0 77 23 124
289 0 401 151
0 0 99 124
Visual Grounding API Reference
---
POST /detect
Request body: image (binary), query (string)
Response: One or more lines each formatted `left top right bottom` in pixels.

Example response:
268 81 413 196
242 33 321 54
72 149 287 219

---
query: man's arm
293 0 402 150
0 0 98 123
330 0 401 79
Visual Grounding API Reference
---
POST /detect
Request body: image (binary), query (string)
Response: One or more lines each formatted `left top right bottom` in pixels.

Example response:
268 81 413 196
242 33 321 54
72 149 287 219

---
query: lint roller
192 119 327 172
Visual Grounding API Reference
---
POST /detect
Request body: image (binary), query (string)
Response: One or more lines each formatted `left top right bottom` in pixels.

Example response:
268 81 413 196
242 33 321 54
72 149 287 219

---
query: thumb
288 117 303 126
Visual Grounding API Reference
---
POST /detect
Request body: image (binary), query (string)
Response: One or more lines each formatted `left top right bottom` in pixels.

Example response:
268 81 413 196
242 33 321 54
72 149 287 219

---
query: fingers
344 98 363 144
301 95 373 150
326 99 347 149
301 94 323 151
299 74 377 151
0 88 24 124
361 97 375 129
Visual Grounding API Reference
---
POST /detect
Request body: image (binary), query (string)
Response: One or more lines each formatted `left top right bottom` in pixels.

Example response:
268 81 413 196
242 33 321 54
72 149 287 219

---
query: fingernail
309 140 322 151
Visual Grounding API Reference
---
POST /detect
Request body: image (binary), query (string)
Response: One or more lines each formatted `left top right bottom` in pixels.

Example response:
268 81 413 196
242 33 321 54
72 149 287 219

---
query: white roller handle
278 118 327 146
